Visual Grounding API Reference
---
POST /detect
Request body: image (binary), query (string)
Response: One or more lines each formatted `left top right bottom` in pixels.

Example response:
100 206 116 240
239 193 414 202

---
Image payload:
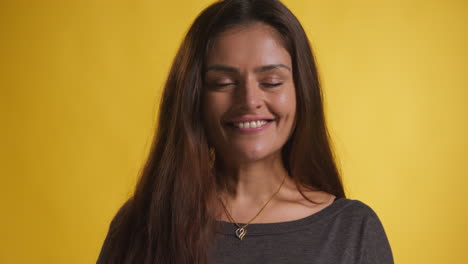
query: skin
202 22 335 223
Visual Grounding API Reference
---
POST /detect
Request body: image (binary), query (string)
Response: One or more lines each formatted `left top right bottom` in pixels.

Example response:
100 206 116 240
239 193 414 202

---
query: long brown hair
97 0 345 263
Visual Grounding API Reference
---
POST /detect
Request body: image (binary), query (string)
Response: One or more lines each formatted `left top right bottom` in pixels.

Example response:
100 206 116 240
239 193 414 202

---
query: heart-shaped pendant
235 227 247 240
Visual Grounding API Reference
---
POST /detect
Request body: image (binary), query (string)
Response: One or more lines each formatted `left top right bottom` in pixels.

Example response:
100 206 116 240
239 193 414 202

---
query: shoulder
97 199 134 263
331 198 394 263
324 198 390 246
333 198 382 220
111 199 133 224
104 199 134 237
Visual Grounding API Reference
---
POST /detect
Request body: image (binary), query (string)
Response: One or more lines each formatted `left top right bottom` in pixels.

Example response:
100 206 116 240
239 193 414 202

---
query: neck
217 152 288 204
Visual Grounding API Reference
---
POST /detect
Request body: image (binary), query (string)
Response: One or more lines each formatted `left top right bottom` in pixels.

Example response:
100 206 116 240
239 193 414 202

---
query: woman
97 0 393 263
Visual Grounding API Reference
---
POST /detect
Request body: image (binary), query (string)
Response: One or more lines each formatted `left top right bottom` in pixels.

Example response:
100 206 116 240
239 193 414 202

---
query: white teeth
232 120 268 128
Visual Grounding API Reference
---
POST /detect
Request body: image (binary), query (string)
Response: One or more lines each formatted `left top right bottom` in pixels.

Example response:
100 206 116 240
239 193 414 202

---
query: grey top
210 197 393 264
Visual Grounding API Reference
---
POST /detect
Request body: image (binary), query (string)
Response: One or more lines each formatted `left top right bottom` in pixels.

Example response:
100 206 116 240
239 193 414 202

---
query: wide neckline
216 197 354 236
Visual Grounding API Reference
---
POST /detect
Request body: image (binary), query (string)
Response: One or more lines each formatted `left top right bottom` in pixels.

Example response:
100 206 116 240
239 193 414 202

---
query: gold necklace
218 175 287 240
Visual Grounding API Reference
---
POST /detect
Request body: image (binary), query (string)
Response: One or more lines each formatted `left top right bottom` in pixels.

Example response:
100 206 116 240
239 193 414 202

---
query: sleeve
359 205 394 264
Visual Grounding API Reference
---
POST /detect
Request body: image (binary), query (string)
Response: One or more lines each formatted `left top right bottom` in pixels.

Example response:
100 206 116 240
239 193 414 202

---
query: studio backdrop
1 0 466 263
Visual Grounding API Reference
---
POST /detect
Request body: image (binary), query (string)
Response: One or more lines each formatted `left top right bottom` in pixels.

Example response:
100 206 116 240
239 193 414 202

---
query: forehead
205 22 292 70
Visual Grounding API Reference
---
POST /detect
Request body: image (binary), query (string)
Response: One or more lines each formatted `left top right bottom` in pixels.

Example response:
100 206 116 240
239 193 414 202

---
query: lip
224 119 274 134
224 116 275 123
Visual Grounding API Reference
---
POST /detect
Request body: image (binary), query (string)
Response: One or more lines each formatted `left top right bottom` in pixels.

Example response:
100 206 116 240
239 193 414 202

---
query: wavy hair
97 0 345 263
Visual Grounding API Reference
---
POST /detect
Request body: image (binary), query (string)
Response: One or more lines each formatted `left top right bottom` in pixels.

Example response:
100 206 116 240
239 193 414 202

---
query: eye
214 83 236 87
261 82 283 88
206 82 237 91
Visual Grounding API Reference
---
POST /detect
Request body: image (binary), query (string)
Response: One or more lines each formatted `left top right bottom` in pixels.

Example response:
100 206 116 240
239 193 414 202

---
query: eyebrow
204 64 291 74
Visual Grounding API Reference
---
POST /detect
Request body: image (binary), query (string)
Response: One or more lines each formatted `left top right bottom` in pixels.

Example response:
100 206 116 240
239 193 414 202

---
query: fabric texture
210 198 394 264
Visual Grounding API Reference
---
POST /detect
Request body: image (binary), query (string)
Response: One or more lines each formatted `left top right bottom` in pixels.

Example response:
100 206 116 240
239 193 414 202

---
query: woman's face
202 22 296 165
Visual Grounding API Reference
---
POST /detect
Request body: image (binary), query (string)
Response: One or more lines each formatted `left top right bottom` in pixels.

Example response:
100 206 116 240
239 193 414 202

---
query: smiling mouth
225 119 274 129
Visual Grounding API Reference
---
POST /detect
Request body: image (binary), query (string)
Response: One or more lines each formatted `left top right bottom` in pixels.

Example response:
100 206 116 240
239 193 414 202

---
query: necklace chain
218 175 287 240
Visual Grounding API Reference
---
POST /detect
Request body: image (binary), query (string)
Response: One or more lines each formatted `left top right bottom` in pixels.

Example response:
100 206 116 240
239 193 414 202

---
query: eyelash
213 83 234 87
262 82 283 88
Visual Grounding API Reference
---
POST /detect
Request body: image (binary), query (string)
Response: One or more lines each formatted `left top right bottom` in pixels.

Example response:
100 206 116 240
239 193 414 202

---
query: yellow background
1 0 467 263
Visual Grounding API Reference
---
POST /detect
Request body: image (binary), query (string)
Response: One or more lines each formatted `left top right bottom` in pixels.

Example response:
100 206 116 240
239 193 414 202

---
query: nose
235 78 262 110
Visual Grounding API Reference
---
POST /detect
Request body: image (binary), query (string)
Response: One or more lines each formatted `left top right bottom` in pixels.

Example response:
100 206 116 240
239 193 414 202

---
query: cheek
274 86 296 119
203 93 230 126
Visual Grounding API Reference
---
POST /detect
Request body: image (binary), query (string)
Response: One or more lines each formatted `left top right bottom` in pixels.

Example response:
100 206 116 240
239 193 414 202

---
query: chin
228 146 281 164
